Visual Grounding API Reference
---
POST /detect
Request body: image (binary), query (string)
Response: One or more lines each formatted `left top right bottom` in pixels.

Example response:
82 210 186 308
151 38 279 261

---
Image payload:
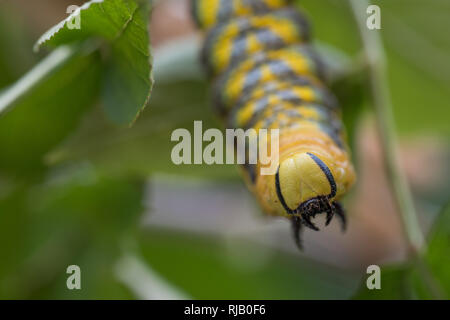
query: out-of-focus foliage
353 266 413 299
0 0 153 177
47 80 240 180
419 204 450 298
138 229 361 300
0 167 144 299
300 0 450 136
0 6 37 88
0 48 101 177
354 203 450 299
0 0 152 299
0 0 448 300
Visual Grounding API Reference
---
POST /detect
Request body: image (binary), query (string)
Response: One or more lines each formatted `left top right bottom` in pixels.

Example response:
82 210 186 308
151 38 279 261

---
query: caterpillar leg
301 213 320 231
291 216 304 250
322 198 334 226
332 201 347 232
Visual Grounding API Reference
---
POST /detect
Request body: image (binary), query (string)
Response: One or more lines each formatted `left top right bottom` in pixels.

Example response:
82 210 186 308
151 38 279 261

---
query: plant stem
349 0 444 299
349 0 424 254
0 46 76 116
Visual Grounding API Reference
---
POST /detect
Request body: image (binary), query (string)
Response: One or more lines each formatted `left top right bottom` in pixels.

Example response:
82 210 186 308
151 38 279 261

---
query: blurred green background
0 0 448 299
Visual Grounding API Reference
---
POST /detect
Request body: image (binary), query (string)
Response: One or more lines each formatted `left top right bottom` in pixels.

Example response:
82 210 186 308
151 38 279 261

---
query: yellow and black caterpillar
192 0 356 248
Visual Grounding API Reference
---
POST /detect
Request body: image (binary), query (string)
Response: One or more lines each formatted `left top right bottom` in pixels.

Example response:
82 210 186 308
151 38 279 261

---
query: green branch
349 0 424 254
0 46 77 116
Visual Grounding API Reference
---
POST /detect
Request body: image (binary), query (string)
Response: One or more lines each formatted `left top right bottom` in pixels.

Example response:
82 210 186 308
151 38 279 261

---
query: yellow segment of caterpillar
192 0 356 249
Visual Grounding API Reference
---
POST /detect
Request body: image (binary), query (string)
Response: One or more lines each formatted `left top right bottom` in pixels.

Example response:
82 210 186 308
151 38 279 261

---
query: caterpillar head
274 152 338 216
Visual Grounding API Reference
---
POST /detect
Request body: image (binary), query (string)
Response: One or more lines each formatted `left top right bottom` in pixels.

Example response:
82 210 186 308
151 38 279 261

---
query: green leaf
421 203 450 298
36 0 138 50
101 2 153 125
36 0 153 125
0 0 153 175
0 46 102 176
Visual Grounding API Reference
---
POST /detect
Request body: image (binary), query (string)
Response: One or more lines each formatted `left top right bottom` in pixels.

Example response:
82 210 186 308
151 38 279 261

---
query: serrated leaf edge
34 0 104 52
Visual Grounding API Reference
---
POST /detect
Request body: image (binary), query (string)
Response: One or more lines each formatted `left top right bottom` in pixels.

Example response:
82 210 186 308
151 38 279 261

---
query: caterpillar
191 0 356 249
